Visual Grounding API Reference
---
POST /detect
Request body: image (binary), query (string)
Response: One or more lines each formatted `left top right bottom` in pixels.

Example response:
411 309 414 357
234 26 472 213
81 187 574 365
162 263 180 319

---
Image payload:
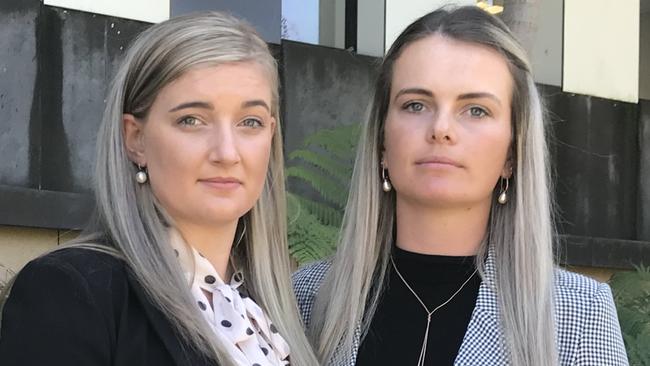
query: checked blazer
293 251 629 366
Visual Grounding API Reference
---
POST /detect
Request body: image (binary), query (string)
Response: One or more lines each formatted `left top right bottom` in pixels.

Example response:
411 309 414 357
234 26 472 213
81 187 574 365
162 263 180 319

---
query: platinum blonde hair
2 12 317 366
310 6 557 366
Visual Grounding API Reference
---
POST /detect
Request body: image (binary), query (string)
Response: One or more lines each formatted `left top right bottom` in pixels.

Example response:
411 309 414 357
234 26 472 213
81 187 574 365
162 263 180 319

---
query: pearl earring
497 177 509 204
135 165 148 184
381 167 392 192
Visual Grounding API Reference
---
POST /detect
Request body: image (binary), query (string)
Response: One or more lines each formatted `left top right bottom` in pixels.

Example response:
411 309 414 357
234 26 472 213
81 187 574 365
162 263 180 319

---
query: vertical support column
638 100 650 240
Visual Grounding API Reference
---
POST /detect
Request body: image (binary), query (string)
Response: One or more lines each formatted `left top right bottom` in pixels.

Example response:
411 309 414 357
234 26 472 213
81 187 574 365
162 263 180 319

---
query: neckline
393 245 477 265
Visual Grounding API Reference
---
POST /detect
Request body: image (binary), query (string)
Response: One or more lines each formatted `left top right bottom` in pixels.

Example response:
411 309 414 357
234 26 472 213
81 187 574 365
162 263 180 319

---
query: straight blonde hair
1 12 318 366
310 6 557 366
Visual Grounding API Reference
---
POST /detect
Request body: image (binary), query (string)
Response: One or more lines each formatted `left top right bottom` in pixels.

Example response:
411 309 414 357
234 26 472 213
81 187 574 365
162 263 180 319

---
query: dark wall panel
41 7 148 193
543 85 639 240
0 0 39 187
638 99 650 241
281 40 377 154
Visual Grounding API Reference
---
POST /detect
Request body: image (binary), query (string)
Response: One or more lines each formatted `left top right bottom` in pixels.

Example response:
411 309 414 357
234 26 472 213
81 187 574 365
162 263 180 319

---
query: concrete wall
0 226 58 275
530 0 562 87
564 266 618 283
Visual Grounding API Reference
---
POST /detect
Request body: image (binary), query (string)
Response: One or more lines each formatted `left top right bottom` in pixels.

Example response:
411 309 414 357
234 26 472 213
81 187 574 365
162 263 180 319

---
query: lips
415 156 462 168
198 177 242 189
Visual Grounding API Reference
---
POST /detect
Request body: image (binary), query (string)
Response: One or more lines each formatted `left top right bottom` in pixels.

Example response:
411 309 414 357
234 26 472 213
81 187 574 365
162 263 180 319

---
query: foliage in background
286 123 361 266
609 266 650 365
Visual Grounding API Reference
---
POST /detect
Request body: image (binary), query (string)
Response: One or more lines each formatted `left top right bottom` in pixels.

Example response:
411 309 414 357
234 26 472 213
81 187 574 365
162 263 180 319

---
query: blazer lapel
454 249 509 365
126 272 209 366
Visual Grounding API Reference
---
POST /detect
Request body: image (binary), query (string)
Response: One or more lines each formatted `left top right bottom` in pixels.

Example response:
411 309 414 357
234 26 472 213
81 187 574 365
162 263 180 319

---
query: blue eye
403 102 425 113
178 116 200 126
468 106 488 118
240 118 263 128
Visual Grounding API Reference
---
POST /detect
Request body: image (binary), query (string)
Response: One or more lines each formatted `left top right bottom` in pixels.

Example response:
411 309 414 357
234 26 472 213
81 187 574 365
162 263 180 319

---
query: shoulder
19 246 126 284
10 246 129 307
292 260 331 326
554 267 612 311
292 260 331 299
553 268 628 365
0 247 130 364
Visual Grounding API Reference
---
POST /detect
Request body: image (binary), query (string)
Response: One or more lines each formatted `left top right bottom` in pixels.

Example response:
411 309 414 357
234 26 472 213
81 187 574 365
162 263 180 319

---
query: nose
428 109 456 144
208 124 241 165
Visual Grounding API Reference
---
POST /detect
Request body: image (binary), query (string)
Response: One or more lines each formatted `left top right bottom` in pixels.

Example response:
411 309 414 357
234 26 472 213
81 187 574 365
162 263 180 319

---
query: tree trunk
500 0 541 57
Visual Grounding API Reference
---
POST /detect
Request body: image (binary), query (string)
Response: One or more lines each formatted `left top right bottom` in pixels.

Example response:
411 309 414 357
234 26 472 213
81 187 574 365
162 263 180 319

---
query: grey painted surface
530 0 562 87
0 0 39 187
280 40 377 154
543 85 639 240
318 0 345 49
357 0 385 57
171 0 281 43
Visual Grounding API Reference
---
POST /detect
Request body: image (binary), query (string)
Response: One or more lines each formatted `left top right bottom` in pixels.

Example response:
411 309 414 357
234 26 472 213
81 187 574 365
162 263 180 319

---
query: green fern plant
286 123 361 265
609 265 650 365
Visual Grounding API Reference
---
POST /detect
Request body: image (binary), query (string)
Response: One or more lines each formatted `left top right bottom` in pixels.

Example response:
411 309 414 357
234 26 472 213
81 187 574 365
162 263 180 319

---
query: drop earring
497 177 509 204
381 166 392 192
135 164 148 184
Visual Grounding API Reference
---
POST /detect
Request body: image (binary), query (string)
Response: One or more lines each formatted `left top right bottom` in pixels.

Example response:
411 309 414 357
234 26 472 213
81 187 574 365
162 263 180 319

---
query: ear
269 116 277 135
501 155 513 179
123 114 146 166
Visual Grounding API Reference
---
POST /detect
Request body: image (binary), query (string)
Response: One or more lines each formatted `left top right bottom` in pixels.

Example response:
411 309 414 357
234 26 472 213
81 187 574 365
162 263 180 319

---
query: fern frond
302 124 361 161
286 166 348 207
287 193 338 266
610 267 650 364
294 195 343 226
288 149 352 184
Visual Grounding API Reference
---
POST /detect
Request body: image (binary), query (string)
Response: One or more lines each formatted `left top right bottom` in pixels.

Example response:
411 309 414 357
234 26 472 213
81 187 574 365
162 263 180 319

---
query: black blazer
0 248 216 366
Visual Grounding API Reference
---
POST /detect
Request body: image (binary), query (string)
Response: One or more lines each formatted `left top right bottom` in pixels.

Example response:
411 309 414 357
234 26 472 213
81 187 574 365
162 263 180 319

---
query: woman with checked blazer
294 6 628 366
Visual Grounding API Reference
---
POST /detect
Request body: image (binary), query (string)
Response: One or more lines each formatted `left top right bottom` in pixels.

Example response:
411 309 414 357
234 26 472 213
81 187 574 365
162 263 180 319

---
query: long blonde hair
2 12 317 366
310 6 557 366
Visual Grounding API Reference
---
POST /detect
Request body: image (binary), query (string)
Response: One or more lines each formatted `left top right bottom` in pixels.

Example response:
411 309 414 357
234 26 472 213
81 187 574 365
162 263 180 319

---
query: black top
356 246 481 366
0 248 214 366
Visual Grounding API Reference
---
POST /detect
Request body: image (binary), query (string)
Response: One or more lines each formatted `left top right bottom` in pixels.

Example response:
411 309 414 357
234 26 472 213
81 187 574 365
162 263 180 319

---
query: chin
401 189 468 206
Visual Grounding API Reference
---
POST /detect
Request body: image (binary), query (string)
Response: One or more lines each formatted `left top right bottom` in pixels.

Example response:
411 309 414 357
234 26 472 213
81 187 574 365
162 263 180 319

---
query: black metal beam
0 185 93 230
558 235 650 269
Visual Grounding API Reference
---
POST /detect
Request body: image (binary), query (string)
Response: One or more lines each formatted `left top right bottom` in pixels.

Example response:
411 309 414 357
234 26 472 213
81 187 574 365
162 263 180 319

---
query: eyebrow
242 99 270 112
168 101 213 113
394 88 433 101
168 99 271 113
394 88 502 106
458 92 502 106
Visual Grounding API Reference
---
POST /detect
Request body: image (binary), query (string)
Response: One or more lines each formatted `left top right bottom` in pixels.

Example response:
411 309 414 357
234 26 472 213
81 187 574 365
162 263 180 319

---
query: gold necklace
390 255 478 366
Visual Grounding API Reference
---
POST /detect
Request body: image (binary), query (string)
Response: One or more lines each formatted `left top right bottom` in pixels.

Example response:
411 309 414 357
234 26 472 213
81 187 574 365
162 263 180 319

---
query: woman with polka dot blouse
0 12 318 366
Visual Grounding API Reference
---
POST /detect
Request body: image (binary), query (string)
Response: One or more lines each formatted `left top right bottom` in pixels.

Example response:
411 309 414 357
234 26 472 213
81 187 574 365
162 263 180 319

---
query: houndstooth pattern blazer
293 251 629 366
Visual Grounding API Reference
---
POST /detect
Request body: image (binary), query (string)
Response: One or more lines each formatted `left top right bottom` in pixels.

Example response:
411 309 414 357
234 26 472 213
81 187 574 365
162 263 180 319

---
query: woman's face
124 62 276 228
383 34 513 209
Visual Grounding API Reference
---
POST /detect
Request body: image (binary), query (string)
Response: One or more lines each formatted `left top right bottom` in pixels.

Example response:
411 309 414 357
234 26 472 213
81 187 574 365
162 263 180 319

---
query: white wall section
43 0 169 23
563 0 640 103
